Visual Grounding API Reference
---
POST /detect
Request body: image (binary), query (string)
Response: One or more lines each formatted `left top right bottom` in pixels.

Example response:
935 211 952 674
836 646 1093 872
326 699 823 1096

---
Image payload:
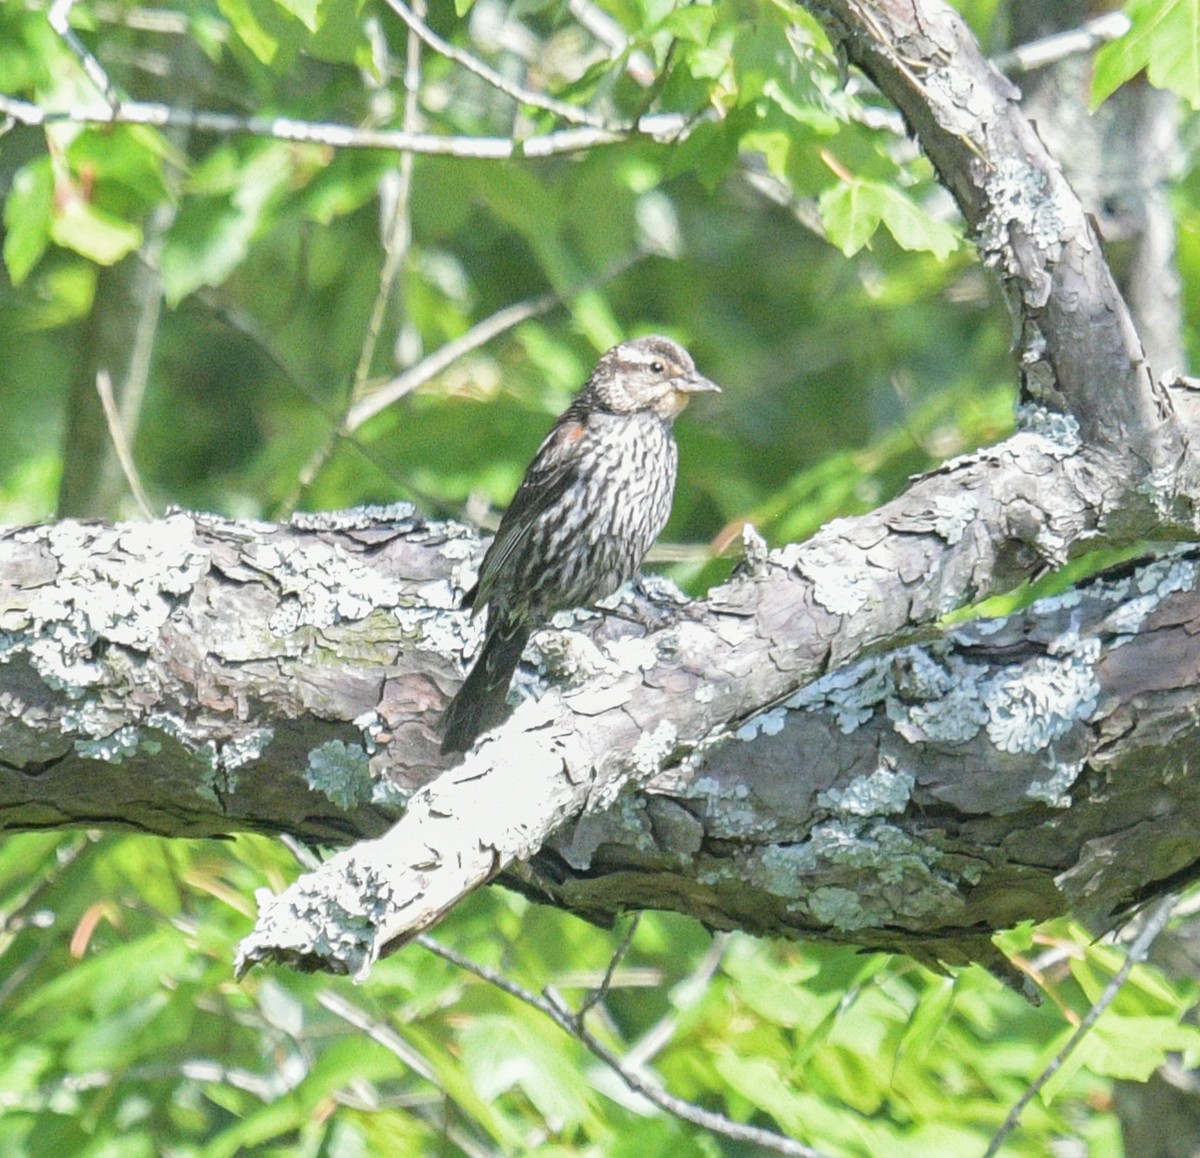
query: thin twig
191 283 446 514
99 193 180 511
317 989 440 1082
281 6 426 517
993 12 1132 76
983 893 1178 1158
382 0 611 130
95 370 155 519
576 914 640 1018
345 292 557 431
417 933 832 1158
566 0 656 86
541 987 829 1158
352 11 422 400
345 247 649 432
48 0 122 108
315 990 496 1158
91 3 197 37
624 932 729 1069
0 93 686 158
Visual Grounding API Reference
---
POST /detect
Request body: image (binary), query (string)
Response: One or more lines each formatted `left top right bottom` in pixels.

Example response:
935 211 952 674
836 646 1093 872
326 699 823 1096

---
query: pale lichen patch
978 160 1072 306
930 492 978 545
800 551 874 616
1014 403 1083 458
306 739 373 810
13 514 209 690
747 820 951 932
1026 760 1082 808
818 765 916 817
603 635 662 674
735 707 786 741
288 503 417 531
628 720 677 780
1099 550 1197 641
786 654 891 733
807 886 874 930
888 649 989 744
258 538 402 633
74 724 144 763
984 643 1099 755
221 727 274 770
685 774 760 836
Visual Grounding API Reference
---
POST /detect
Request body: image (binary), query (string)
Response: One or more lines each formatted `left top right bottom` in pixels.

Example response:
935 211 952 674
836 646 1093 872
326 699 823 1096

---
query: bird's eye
650 361 665 374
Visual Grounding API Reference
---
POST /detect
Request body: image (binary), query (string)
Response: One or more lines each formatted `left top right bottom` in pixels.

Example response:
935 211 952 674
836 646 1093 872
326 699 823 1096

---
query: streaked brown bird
441 335 720 753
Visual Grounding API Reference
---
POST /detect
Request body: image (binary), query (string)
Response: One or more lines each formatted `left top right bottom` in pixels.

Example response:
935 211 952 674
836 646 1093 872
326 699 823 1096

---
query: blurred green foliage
1 0 1199 1154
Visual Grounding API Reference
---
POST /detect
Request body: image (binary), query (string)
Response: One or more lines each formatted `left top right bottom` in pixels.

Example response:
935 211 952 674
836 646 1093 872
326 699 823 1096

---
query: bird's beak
675 372 721 395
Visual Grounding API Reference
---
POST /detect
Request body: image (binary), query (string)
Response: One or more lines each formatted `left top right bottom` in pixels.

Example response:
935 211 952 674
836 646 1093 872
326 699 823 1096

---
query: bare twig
315 990 497 1158
352 12 422 400
983 894 1178 1158
316 989 440 1082
0 834 94 1007
48 0 121 108
624 933 730 1069
344 247 649 432
546 987 829 1158
566 0 656 86
282 7 426 517
0 93 687 158
382 0 611 130
576 914 640 1019
95 370 154 519
344 292 557 431
91 3 198 38
993 11 1132 75
417 934 832 1158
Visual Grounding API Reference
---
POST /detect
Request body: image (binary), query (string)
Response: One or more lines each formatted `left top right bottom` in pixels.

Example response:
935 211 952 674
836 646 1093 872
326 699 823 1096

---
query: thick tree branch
6 0 1200 982
230 0 1200 974
821 0 1185 472
4 400 1200 974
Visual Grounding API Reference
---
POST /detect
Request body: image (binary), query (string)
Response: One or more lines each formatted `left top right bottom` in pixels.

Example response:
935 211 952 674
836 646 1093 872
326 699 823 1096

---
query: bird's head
585 336 721 420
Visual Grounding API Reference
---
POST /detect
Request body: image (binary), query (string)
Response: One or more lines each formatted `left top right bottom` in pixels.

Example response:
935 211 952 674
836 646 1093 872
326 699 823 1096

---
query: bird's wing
472 417 587 611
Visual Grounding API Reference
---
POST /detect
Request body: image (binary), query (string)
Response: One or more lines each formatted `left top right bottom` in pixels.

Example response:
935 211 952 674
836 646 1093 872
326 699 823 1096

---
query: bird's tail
440 618 531 754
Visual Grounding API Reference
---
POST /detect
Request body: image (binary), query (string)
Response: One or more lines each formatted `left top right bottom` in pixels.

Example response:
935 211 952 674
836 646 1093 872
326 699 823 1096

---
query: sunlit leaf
49 198 143 266
273 0 320 31
662 5 717 44
1093 0 1200 108
820 178 958 259
2 157 54 284
218 0 282 64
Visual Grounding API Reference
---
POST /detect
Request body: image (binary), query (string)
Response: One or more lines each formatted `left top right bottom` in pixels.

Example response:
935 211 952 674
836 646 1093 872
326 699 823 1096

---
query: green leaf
160 196 255 303
895 974 956 1065
308 0 373 68
1041 1015 1200 1102
819 179 881 256
273 0 320 31
662 5 717 44
67 125 173 208
160 146 292 302
1093 0 1200 108
49 198 143 266
874 183 959 259
18 262 98 329
820 179 957 259
459 1016 596 1129
2 157 54 284
218 0 282 64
